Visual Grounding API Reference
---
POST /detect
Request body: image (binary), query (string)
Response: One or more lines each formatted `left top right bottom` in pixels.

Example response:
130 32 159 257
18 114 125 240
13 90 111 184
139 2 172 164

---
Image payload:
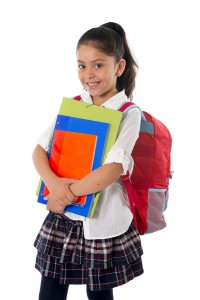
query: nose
85 67 95 79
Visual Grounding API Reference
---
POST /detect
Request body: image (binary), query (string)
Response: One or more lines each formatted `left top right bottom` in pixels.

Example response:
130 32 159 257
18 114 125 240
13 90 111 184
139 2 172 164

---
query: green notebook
60 98 123 217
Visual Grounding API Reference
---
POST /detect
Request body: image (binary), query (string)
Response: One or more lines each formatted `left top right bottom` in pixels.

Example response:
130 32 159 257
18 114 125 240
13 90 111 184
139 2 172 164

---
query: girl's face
77 44 125 105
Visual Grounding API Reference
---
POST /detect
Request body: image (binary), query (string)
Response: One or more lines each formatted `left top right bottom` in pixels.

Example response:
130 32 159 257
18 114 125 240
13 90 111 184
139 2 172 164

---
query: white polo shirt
37 91 141 239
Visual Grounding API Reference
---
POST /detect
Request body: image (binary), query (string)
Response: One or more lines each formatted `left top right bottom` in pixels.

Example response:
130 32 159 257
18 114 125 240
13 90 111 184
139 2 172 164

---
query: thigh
86 285 114 300
39 276 69 300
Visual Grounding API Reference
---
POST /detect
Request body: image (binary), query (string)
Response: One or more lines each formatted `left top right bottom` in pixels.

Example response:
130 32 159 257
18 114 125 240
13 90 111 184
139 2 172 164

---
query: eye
78 64 85 69
94 64 103 69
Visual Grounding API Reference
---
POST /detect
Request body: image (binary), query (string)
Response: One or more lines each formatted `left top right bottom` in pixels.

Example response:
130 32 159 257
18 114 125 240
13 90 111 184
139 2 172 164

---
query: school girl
32 21 144 300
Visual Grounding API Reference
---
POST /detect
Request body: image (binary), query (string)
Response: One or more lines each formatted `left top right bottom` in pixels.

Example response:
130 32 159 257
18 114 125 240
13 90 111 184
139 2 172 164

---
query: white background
0 0 199 299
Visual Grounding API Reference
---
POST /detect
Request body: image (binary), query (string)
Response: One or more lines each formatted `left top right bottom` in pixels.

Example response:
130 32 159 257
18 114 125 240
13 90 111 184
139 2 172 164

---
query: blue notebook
37 115 110 217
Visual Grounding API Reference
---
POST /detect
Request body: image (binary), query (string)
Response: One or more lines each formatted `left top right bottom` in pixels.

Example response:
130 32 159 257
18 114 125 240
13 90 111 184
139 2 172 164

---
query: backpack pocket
146 188 167 233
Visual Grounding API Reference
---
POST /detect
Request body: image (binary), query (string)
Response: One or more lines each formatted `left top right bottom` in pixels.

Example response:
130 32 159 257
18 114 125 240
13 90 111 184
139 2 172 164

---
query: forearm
69 163 123 196
32 144 123 198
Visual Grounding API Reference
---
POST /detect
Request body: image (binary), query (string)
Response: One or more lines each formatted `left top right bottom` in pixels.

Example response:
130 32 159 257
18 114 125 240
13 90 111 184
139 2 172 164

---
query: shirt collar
80 90 130 110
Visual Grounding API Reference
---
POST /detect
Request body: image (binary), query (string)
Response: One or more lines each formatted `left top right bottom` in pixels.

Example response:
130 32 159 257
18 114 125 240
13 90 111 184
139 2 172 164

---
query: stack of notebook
37 98 123 217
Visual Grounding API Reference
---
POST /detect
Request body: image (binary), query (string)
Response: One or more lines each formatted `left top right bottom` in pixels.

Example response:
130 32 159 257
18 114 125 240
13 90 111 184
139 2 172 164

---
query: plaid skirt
34 212 144 291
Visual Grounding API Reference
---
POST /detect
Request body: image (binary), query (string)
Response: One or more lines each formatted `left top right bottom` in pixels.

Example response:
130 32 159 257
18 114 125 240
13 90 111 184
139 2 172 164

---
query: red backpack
119 102 173 234
74 96 173 235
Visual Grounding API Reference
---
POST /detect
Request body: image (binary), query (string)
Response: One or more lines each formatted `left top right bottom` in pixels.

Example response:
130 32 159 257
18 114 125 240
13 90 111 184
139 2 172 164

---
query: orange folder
43 130 97 205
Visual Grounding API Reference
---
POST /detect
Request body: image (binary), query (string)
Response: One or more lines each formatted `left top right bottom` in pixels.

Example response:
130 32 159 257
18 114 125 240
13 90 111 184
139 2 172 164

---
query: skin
77 44 126 105
32 43 126 214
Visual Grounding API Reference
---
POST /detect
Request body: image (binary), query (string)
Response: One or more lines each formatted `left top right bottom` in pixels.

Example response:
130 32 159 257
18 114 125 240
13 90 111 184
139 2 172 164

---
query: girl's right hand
45 176 78 214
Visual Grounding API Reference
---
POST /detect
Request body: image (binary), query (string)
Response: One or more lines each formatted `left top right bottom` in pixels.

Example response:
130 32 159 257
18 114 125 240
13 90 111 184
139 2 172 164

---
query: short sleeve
103 107 141 175
36 119 56 151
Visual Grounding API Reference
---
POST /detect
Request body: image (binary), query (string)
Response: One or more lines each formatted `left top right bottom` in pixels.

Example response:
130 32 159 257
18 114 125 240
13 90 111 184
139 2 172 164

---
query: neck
92 90 118 106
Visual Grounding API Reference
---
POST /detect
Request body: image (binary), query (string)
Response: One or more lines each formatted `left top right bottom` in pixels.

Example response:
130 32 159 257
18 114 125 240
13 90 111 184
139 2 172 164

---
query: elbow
32 144 39 162
32 146 37 163
115 163 124 179
32 144 45 162
107 163 123 182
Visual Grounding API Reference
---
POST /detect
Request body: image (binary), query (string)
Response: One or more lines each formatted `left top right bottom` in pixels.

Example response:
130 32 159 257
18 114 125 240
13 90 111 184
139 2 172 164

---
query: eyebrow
77 59 106 63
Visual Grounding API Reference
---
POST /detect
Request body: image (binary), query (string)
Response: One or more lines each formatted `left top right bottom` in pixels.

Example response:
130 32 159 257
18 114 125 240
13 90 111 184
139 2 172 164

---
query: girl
33 22 144 300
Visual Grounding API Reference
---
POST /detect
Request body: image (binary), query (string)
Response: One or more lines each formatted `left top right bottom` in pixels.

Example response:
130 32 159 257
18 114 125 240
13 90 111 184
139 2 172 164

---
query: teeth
88 83 98 86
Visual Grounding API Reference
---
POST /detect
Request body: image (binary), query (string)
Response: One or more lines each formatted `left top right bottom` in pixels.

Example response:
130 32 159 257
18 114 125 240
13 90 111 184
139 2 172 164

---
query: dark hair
77 22 138 99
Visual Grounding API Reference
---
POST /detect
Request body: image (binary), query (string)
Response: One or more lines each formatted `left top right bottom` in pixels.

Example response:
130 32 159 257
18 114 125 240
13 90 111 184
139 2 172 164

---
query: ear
116 59 126 77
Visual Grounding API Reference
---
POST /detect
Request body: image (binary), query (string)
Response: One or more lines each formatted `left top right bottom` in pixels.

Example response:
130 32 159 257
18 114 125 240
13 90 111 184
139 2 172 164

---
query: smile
87 82 100 87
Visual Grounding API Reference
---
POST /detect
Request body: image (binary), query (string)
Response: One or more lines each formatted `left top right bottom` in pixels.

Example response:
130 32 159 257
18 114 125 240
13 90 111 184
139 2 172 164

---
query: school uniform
34 90 144 291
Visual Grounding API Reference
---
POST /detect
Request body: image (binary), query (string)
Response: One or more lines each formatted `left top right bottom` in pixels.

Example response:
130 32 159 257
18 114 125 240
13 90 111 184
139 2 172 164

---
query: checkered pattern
34 212 144 291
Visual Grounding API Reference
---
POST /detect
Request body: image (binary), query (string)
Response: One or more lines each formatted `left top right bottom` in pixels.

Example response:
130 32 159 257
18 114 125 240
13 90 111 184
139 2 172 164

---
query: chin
88 91 99 97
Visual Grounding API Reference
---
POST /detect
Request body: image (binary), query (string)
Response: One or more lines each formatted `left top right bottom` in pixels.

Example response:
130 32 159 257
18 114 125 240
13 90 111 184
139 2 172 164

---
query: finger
65 195 76 205
54 207 65 214
56 197 68 206
69 179 78 183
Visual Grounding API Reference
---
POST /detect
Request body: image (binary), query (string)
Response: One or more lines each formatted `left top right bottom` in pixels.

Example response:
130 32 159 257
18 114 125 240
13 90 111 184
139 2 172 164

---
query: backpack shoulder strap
118 101 137 112
118 101 146 121
73 95 82 101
